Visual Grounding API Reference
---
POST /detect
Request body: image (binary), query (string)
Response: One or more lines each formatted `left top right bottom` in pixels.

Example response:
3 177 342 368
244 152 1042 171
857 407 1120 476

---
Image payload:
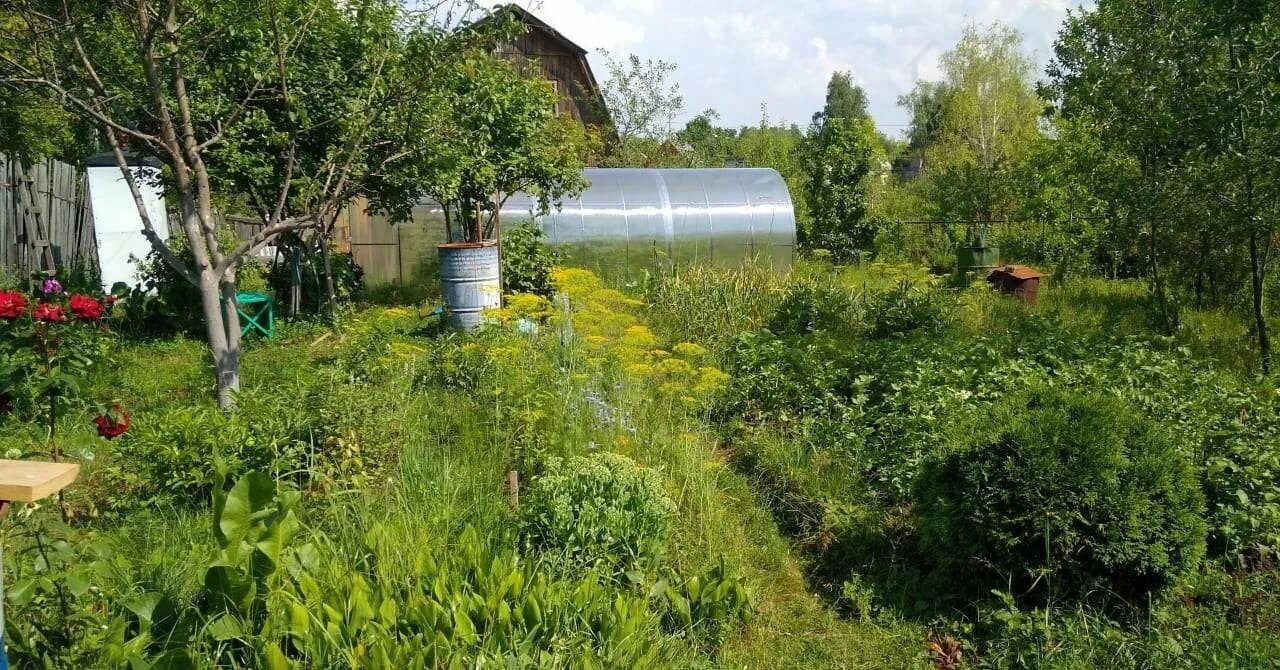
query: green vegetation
4 1 1280 668
651 259 1280 667
3 258 1274 667
918 387 1206 605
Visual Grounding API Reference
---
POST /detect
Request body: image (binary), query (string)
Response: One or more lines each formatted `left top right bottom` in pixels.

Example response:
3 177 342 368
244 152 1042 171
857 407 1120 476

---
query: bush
520 452 676 575
766 283 858 338
864 280 950 338
126 227 268 336
266 245 365 315
722 330 851 431
916 387 1206 605
501 222 560 297
109 388 324 505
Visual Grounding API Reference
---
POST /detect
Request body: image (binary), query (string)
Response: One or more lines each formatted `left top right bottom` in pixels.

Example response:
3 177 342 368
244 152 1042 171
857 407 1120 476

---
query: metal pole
0 500 11 670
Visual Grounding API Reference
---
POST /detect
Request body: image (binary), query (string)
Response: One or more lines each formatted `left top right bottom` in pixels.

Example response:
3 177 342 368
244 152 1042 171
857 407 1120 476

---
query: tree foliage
1048 0 1280 367
923 25 1044 237
0 0 587 405
598 51 684 167
800 74 882 259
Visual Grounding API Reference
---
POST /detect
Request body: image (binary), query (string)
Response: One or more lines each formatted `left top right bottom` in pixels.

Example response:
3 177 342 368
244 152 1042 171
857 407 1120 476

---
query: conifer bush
916 387 1206 605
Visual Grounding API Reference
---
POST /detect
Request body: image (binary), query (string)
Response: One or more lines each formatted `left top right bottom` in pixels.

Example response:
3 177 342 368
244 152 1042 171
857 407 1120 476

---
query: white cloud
542 0 1093 131
517 0 652 51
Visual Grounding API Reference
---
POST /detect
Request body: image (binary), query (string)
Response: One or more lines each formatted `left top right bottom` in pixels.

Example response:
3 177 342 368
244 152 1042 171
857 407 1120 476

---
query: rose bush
0 291 26 320
69 294 105 321
0 282 127 465
33 302 66 323
93 407 130 439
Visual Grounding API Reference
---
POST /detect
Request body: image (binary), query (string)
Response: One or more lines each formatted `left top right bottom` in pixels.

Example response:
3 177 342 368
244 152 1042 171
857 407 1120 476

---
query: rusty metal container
987 265 1043 304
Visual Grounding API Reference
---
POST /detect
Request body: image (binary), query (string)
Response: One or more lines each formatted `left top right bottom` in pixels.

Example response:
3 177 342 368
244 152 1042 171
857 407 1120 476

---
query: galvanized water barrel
438 242 501 330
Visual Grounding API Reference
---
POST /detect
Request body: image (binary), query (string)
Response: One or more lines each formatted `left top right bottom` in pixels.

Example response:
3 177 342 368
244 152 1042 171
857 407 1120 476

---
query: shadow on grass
728 442 968 625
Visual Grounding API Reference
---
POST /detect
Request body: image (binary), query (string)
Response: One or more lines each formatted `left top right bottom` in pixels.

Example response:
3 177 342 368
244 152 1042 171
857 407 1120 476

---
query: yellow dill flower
506 293 551 316
672 342 708 359
656 357 695 376
584 335 609 347
587 287 644 310
624 362 654 378
698 366 730 385
693 366 731 395
389 341 426 358
615 433 632 448
614 345 651 365
619 325 659 348
485 307 515 323
382 307 410 317
551 267 602 298
486 345 523 363
598 311 639 336
649 349 671 360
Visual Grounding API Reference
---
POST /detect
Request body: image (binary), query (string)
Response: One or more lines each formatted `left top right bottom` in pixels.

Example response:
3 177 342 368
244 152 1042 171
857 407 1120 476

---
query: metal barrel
438 242 501 330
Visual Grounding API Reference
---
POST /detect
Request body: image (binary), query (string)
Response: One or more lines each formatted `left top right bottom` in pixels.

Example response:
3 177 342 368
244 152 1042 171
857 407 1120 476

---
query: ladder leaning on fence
0 156 97 285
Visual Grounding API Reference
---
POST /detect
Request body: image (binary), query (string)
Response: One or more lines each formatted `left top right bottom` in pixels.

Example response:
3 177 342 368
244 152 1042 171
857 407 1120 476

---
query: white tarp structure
85 155 168 290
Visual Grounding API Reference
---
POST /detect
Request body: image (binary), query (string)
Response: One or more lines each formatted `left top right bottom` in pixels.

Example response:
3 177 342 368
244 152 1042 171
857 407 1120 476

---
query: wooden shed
491 5 611 129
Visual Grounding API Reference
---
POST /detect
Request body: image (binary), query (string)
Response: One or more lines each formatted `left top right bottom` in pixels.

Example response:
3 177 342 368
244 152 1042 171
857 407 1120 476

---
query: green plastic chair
233 291 275 339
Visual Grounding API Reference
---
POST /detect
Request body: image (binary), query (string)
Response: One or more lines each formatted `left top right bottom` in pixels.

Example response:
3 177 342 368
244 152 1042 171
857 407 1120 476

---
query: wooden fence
338 198 447 286
0 157 97 283
0 158 442 289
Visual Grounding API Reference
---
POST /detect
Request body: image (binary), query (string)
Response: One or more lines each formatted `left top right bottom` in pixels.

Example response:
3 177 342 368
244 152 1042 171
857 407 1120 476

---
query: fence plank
0 156 97 280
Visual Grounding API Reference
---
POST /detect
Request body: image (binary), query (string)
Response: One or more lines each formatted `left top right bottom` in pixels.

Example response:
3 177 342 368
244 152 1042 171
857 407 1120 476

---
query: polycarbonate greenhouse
359 168 797 285
500 168 796 270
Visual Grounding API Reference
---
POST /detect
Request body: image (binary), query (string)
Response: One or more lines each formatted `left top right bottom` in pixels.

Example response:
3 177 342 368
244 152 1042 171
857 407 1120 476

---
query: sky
513 0 1093 137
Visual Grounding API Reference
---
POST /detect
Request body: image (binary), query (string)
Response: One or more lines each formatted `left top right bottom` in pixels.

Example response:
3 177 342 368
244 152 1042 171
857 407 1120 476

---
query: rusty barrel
438 241 501 330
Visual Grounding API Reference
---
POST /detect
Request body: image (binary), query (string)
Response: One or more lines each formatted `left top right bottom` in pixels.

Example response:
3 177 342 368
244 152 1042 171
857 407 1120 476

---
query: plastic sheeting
499 168 795 270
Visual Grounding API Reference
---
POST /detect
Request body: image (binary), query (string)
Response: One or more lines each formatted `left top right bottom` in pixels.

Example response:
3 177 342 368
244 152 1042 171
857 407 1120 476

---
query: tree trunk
196 269 240 410
321 227 337 323
1250 232 1270 374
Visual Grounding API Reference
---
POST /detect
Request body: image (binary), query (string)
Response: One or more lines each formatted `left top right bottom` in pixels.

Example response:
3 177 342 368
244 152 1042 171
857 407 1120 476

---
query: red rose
0 291 26 320
104 295 119 307
33 302 66 323
69 294 104 321
93 408 130 439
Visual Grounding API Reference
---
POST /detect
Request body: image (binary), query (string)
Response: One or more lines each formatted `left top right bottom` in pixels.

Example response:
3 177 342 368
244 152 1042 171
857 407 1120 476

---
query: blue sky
515 0 1093 137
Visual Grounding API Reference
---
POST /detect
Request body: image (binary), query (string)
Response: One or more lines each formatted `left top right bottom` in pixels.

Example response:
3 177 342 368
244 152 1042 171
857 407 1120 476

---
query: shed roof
496 5 589 56
990 265 1042 280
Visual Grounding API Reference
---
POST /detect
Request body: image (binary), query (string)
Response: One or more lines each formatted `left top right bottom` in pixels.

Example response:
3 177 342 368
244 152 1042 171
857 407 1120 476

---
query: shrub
864 280 950 338
766 282 858 338
110 389 323 505
520 452 676 575
266 247 365 315
721 330 851 431
127 227 268 336
502 222 560 297
916 387 1206 605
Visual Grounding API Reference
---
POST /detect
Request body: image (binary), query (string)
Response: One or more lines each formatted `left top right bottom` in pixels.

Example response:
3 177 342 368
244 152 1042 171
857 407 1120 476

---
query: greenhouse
497 168 797 271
